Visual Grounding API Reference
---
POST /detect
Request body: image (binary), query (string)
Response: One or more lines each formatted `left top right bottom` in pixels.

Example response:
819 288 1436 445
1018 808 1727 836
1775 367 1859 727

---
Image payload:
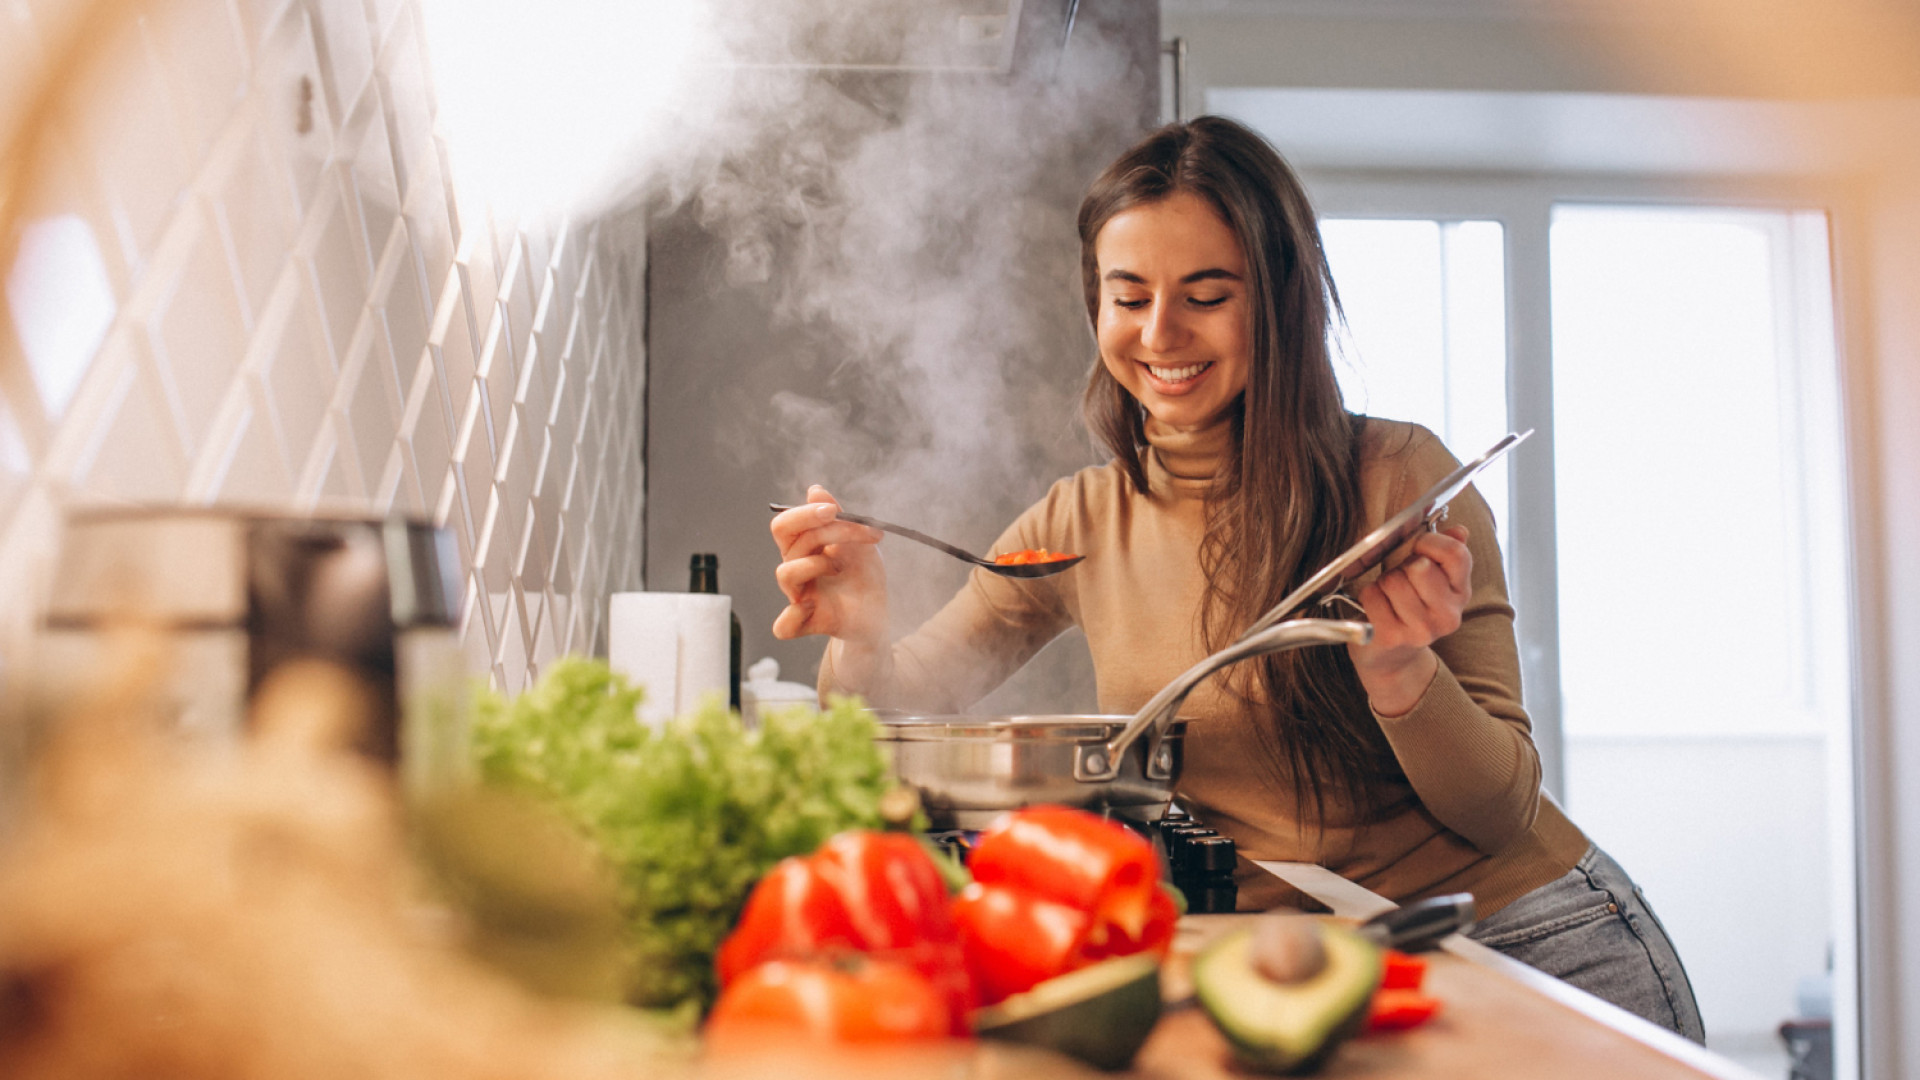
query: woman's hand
1348 524 1473 718
770 485 889 653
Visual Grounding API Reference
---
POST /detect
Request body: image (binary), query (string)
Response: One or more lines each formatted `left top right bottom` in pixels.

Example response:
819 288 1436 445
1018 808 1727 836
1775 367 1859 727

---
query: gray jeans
1468 844 1706 1043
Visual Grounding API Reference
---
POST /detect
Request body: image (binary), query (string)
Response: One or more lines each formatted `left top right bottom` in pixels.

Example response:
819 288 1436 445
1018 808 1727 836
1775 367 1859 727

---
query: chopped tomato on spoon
993 548 1078 565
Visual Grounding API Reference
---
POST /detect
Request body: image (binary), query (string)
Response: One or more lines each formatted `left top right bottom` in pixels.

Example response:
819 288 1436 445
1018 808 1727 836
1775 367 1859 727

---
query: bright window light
1551 204 1847 740
5 214 116 419
1321 218 1510 555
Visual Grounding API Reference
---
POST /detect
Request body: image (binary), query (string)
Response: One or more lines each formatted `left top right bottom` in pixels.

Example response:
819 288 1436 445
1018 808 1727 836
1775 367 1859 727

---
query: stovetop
926 810 1239 914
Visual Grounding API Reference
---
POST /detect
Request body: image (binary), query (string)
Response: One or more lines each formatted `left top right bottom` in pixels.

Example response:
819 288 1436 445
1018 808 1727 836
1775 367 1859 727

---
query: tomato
1380 949 1428 991
970 806 1161 944
705 956 952 1049
951 882 1094 1005
716 831 974 1033
1366 988 1442 1031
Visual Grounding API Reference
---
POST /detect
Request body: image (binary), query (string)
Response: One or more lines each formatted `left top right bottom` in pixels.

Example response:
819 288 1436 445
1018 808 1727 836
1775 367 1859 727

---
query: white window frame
1305 167 1863 1079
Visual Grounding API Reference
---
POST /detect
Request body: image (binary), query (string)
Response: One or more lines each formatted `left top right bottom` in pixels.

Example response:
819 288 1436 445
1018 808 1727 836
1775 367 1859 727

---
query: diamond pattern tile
1 0 649 683
304 178 368 362
75 355 186 501
261 277 340 461
211 129 300 331
148 208 251 452
147 0 249 164
67 16 194 278
307 0 375 130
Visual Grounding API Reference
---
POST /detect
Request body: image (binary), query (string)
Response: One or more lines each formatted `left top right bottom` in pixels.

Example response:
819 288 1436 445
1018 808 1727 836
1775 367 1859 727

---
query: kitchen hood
705 0 1075 75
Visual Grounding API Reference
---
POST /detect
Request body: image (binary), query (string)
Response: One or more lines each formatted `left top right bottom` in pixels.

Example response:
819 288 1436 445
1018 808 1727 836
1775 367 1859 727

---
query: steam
672 48 1139 626
420 0 1145 671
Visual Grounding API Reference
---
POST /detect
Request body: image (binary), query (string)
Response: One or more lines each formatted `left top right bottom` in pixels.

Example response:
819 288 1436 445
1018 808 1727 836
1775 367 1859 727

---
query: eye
1111 297 1150 310
1188 295 1230 309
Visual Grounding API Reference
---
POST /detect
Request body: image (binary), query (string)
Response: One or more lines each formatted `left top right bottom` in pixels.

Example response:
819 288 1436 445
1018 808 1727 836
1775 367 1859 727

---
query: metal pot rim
872 713 1190 742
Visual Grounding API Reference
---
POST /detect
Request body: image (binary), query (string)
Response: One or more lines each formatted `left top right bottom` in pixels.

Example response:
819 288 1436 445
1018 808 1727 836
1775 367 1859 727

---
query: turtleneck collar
1143 413 1235 500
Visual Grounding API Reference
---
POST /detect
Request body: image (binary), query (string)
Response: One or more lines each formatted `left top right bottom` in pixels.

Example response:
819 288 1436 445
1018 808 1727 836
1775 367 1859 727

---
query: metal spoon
768 503 1084 579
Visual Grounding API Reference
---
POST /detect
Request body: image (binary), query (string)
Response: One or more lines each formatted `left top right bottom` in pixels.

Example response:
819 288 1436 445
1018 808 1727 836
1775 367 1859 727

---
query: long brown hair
1077 117 1392 826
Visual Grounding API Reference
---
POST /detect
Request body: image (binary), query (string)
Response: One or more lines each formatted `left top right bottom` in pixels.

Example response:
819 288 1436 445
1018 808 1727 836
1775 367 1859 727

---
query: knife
1356 893 1478 953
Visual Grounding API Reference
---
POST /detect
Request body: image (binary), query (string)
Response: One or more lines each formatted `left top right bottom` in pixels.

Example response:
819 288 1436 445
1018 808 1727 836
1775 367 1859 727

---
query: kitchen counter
700 862 1767 1080
1129 862 1764 1080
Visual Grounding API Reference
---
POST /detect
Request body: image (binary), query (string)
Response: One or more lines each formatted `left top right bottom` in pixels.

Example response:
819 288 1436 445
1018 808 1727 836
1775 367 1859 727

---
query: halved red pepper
956 807 1175 1006
950 882 1093 1004
1077 879 1179 963
716 831 973 1033
969 806 1161 948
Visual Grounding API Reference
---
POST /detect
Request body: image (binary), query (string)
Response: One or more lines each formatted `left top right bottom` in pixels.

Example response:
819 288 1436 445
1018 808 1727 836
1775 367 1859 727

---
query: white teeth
1148 362 1210 383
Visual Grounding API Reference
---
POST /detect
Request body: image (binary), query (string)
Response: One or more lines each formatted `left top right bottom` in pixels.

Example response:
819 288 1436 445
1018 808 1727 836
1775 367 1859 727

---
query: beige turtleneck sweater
821 416 1589 916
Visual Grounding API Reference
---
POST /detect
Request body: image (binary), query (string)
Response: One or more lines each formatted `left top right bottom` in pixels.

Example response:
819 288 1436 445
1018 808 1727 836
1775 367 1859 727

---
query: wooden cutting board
1127 911 1753 1080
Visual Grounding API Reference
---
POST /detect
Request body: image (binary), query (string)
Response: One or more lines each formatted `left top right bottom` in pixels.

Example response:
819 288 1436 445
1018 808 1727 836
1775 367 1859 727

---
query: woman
768 116 1703 1040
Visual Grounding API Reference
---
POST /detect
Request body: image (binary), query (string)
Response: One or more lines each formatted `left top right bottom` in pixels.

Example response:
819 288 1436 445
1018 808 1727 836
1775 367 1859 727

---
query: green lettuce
469 657 890 1010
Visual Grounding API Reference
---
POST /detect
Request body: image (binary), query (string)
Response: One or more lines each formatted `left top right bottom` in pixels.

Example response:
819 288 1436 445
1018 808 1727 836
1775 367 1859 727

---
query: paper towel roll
609 593 678 727
674 594 731 716
609 592 732 726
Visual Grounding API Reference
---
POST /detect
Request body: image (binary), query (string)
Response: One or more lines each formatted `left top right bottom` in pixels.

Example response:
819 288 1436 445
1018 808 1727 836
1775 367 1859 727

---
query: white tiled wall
0 0 647 690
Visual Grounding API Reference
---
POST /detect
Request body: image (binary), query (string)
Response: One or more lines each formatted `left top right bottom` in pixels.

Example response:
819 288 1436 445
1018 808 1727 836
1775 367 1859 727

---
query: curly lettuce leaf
469 658 889 1009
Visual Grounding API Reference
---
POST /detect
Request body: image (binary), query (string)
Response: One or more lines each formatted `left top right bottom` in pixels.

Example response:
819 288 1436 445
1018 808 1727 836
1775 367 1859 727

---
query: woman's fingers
776 520 880 564
1410 526 1473 594
774 552 837 601
1364 551 1463 648
771 501 841 556
771 600 814 640
1380 566 1457 641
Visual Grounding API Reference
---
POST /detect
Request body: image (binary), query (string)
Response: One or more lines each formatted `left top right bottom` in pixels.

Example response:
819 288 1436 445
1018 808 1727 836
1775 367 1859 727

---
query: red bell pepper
950 882 1094 1004
716 856 862 984
1078 878 1179 963
969 805 1162 946
1367 988 1442 1031
716 831 973 1033
1380 949 1428 991
956 807 1175 1006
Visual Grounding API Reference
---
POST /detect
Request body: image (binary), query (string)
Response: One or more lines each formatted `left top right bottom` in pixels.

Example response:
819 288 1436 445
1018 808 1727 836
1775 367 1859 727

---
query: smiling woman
772 115 1704 1041
1092 190 1251 430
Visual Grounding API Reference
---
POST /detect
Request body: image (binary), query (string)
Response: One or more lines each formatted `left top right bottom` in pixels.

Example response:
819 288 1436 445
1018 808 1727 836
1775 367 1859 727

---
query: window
1551 205 1848 740
1318 193 1853 1079
1321 218 1511 559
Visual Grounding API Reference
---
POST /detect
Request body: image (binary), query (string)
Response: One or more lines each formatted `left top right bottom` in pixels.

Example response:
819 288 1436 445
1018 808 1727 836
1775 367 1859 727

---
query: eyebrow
1103 267 1243 285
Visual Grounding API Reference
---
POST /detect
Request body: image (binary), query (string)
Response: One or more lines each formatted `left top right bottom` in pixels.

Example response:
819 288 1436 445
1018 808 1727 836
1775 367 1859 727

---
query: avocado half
974 954 1163 1071
1192 922 1382 1074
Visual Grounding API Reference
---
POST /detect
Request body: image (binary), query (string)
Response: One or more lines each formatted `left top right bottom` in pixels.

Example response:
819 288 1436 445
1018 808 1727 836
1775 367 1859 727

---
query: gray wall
643 0 1160 711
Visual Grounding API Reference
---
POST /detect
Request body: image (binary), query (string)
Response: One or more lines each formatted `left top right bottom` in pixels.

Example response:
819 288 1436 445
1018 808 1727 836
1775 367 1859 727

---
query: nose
1141 297 1186 353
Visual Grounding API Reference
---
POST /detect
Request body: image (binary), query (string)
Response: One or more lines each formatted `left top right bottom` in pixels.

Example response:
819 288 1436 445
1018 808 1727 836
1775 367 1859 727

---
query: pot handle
1072 619 1373 783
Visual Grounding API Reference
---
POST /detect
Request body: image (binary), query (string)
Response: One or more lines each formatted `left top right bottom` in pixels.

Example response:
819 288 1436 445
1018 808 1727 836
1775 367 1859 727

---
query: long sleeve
818 489 1079 714
1364 432 1542 854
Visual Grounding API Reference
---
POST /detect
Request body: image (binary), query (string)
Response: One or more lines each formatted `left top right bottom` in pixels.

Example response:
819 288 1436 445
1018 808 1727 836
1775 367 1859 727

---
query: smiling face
1093 190 1252 431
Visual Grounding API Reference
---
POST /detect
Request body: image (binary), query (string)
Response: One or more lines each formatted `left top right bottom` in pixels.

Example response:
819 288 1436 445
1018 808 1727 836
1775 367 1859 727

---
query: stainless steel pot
875 618 1372 829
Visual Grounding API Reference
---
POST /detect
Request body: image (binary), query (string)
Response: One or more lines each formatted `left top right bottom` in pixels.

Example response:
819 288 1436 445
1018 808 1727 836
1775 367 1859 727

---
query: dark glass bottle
689 553 742 711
